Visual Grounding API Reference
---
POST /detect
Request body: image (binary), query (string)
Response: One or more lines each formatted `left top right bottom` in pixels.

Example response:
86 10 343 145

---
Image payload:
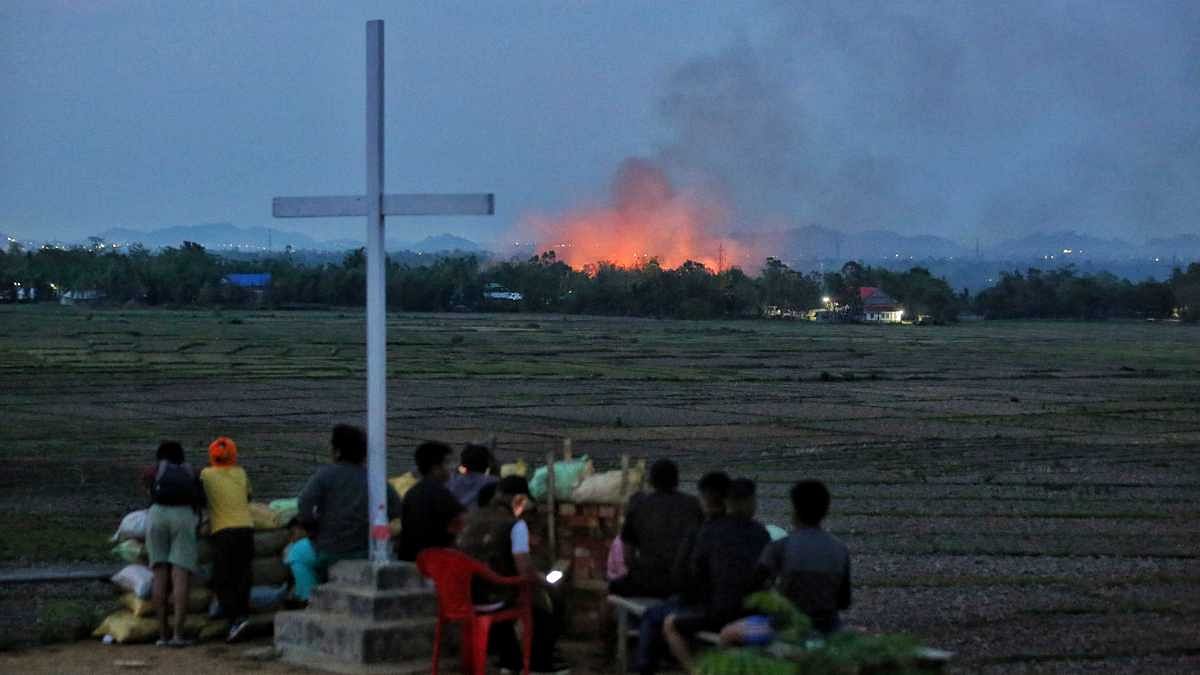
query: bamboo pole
545 450 557 559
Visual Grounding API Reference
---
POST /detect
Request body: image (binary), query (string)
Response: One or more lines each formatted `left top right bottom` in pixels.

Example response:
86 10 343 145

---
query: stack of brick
553 502 623 637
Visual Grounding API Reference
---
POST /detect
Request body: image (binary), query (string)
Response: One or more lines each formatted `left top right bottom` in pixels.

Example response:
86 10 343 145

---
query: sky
2 0 1197 247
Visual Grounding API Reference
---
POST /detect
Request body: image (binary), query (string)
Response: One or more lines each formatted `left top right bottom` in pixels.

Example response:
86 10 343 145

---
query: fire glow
521 158 749 271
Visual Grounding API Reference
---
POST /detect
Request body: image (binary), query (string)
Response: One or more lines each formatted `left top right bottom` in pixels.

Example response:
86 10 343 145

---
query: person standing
144 441 205 647
200 436 255 642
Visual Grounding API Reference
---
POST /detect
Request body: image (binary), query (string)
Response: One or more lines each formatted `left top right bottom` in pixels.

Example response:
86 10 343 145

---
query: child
200 436 255 642
283 517 318 605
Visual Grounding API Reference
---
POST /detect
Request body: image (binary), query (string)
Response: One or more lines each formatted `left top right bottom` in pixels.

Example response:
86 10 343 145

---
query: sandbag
252 556 290 586
93 610 217 643
197 618 230 641
249 502 282 530
500 459 528 478
254 528 291 557
530 457 593 501
119 587 211 618
388 472 418 498
199 531 287 563
207 583 287 618
571 468 645 504
111 539 147 564
111 510 148 543
92 611 158 643
268 497 298 524
111 564 154 599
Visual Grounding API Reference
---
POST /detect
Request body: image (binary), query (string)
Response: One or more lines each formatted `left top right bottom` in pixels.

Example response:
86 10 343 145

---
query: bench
606 595 720 673
609 594 953 673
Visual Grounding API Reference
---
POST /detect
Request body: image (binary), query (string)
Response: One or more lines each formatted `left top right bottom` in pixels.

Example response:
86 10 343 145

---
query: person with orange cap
200 436 255 642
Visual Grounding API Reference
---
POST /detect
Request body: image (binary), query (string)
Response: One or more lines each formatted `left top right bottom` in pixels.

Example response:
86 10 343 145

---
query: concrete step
309 582 439 621
275 609 438 664
277 641 432 675
328 560 428 592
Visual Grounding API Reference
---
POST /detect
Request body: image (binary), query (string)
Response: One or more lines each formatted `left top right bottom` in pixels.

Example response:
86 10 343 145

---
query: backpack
152 461 203 507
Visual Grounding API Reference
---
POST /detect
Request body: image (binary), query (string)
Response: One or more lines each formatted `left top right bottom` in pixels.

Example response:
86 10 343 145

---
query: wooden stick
562 437 573 461
618 453 631 503
545 450 557 559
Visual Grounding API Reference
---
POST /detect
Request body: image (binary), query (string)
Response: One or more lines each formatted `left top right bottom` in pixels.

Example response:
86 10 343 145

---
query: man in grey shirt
752 480 850 634
297 424 403 574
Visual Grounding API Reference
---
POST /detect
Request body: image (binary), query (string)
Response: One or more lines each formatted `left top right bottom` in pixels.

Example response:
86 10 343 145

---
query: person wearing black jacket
662 478 770 672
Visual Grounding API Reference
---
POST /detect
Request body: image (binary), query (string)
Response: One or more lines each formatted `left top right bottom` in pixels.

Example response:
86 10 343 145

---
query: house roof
859 286 900 309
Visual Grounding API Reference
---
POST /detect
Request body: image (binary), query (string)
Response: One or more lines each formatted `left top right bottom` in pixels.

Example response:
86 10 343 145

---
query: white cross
272 20 494 563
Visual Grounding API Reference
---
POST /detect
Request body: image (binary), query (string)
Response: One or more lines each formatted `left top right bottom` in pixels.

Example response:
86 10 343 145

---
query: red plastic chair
416 548 533 675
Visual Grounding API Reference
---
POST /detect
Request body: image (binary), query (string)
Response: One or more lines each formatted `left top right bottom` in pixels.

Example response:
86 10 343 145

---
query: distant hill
88 224 486 254
982 230 1145 260
1141 234 1200 261
97 223 323 252
736 225 968 262
406 234 484 253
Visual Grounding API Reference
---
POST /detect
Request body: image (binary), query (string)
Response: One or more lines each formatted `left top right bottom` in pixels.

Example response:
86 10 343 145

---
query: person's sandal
168 637 193 648
154 638 170 647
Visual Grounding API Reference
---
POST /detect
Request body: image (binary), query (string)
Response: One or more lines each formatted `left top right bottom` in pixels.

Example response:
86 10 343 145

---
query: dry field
1 305 1197 672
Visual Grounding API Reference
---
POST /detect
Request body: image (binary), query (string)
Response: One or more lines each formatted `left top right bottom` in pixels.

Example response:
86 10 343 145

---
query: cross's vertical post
365 19 390 563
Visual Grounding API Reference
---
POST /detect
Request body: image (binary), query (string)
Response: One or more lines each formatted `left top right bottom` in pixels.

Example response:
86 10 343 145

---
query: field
1 304 1198 672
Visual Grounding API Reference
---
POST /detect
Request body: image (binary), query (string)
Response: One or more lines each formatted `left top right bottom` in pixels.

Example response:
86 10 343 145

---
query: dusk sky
3 1 1197 246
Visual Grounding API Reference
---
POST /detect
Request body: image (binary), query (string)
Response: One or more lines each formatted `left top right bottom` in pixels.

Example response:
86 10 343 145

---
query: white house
859 287 904 323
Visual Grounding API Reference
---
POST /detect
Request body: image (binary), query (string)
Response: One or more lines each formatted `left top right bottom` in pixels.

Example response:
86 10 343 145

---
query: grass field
1 304 1198 671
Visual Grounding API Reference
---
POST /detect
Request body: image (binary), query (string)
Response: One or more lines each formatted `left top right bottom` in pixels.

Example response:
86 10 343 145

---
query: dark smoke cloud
654 0 1200 243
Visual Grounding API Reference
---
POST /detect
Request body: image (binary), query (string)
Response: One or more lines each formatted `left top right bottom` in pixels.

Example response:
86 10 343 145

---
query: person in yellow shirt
200 436 254 642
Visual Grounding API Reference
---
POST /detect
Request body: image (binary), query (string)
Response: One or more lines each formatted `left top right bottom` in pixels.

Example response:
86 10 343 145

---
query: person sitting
745 480 850 636
397 441 466 561
662 478 770 672
199 436 255 642
634 470 731 675
609 459 703 598
458 476 568 675
447 442 499 509
143 440 205 647
296 424 403 580
282 517 318 605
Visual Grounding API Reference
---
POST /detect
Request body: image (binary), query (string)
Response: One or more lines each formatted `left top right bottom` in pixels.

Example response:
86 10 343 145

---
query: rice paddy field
1 304 1198 672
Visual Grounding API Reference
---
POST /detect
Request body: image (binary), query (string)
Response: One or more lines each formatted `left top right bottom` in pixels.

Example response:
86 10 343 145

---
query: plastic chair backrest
417 548 506 621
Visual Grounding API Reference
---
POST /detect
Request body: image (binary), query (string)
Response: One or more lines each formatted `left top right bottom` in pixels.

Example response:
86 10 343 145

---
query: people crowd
143 426 850 675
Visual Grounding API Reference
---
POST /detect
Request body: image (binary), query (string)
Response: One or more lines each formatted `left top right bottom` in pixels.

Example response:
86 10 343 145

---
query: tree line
2 241 1196 321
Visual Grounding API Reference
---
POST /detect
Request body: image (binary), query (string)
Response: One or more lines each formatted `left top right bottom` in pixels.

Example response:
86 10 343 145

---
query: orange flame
520 158 751 271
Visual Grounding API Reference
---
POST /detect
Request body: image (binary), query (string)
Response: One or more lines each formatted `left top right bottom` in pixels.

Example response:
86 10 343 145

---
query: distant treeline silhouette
2 241 1196 321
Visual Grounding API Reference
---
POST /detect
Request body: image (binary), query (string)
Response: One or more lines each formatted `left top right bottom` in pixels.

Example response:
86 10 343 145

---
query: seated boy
739 479 850 639
662 479 770 672
283 517 318 605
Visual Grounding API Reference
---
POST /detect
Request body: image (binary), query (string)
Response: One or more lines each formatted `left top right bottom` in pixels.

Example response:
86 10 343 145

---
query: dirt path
0 637 615 675
0 639 308 674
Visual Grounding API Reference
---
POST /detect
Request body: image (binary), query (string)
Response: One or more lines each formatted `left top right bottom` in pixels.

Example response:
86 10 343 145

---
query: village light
821 296 831 304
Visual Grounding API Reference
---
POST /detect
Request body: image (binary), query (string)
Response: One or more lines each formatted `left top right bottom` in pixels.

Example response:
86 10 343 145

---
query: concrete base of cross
275 560 446 674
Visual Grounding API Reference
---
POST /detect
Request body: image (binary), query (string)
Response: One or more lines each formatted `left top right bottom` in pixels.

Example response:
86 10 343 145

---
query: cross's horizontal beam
273 193 494 218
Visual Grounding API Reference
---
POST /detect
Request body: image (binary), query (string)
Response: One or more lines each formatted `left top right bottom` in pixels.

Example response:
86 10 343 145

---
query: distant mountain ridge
88 223 485 254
